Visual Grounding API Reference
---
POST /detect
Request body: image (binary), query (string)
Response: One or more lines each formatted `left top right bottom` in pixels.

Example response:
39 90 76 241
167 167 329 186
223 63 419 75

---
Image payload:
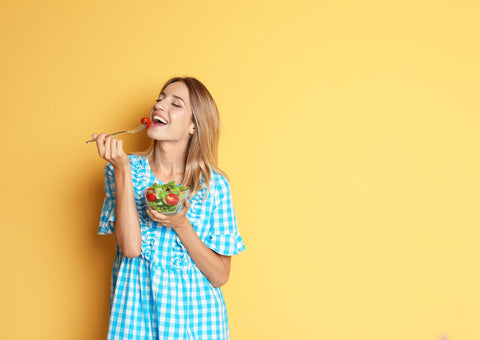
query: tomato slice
165 193 179 206
141 117 152 128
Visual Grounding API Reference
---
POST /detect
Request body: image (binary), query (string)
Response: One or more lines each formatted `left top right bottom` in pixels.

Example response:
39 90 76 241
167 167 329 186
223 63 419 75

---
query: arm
94 133 142 258
146 202 231 288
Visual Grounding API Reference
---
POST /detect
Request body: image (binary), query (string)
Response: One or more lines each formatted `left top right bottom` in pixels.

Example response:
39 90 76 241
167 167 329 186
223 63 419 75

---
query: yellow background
1 1 479 339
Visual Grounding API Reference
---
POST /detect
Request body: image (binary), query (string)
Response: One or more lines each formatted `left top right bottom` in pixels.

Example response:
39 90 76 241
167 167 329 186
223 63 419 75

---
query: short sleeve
98 163 116 235
204 175 246 255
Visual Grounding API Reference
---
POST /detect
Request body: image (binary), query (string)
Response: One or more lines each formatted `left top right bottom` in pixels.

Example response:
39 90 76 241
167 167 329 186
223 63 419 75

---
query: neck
149 140 189 181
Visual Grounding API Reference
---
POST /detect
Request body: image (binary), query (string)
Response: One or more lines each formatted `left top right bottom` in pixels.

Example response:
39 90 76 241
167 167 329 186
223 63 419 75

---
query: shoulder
208 170 231 199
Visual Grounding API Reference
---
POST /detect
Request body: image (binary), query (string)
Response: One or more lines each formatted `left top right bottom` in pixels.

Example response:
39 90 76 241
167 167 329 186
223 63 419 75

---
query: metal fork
86 123 147 144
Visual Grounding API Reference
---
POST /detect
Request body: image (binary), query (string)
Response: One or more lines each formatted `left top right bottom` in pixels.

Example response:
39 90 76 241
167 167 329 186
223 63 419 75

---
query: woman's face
146 81 195 143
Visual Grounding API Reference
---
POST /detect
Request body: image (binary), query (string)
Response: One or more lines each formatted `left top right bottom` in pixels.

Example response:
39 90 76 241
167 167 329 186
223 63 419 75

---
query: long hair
140 76 227 197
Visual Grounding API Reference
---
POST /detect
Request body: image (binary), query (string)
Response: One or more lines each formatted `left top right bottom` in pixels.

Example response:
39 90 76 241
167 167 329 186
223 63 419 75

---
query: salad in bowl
145 181 189 215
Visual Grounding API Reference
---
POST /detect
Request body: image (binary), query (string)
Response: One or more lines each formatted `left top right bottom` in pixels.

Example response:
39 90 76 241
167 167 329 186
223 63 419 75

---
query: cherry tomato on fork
141 117 152 128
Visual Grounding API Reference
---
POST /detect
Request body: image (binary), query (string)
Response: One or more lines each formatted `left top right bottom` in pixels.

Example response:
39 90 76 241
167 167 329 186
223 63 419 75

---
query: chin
146 129 163 140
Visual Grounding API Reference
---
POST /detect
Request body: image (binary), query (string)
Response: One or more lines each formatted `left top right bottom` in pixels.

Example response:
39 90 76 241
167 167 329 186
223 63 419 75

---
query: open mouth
152 113 169 126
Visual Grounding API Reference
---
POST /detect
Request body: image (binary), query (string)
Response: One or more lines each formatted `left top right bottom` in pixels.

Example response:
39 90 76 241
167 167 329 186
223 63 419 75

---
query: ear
188 122 195 135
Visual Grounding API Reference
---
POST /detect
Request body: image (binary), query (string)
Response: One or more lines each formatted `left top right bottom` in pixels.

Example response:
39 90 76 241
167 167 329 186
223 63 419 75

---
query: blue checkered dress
98 155 246 339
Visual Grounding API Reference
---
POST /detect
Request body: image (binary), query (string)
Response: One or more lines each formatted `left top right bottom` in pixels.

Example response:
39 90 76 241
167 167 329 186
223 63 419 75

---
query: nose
154 101 166 111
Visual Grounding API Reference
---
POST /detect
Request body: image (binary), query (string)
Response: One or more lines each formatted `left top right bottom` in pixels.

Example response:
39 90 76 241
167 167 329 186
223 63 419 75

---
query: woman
92 77 246 339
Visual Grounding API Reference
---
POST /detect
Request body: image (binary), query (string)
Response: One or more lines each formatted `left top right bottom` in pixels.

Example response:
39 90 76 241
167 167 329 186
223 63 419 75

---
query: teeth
153 115 168 124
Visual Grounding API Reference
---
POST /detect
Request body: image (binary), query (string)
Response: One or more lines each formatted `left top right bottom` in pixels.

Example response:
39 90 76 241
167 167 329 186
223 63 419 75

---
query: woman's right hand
91 133 130 169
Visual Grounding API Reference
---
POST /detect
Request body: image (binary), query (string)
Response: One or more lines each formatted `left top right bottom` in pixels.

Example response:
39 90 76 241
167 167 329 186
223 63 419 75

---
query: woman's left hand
146 199 191 230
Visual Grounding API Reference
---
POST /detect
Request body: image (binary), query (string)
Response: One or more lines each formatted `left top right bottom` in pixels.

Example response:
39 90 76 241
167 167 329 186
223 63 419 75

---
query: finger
104 135 113 160
151 209 165 219
91 133 98 139
110 138 118 159
96 133 107 143
146 207 153 219
96 133 108 157
146 208 158 221
180 199 191 214
112 138 122 159
146 207 161 222
117 139 124 157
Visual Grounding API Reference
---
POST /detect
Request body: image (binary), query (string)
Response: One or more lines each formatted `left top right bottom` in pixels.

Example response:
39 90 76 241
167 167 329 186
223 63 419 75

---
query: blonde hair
139 76 227 197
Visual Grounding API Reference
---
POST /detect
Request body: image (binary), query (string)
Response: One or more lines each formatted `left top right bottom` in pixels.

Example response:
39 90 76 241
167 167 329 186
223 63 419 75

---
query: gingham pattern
98 155 245 340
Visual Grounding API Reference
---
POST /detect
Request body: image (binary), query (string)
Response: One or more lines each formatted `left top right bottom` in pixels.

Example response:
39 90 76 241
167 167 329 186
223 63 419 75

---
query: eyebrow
160 92 185 104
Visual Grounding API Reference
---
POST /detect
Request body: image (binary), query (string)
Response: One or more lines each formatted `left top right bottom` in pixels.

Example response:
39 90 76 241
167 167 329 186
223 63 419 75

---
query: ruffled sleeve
204 174 246 255
98 163 116 235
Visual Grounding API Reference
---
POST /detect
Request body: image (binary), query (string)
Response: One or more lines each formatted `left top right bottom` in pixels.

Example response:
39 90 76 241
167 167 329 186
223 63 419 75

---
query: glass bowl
144 184 189 215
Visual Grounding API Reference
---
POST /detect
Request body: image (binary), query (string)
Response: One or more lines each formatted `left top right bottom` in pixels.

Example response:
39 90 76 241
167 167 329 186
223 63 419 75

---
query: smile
152 113 169 126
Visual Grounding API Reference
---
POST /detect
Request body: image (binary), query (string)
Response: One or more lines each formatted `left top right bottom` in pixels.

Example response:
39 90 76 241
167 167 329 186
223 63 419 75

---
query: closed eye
156 98 180 107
